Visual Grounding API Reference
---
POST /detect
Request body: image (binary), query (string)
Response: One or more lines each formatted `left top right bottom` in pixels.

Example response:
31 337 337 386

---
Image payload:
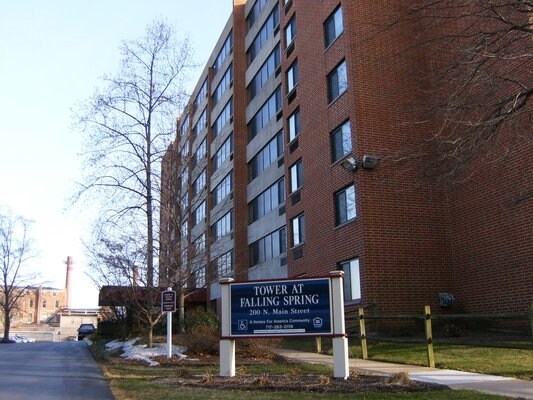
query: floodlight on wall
362 155 380 170
340 155 358 171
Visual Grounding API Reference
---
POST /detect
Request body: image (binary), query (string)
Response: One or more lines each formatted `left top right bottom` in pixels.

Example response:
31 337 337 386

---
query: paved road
0 341 114 400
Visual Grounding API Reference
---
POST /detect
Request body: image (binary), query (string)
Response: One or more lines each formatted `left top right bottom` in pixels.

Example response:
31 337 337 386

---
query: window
249 226 287 266
215 250 233 278
193 233 206 253
331 120 352 162
181 166 189 188
285 16 297 47
291 214 305 246
248 45 280 101
193 201 206 226
213 210 232 239
335 185 356 225
194 79 208 107
327 60 348 103
55 300 60 308
194 265 206 288
195 138 207 165
213 134 233 171
213 172 232 206
213 99 233 138
180 115 189 137
247 5 279 64
29 299 34 308
286 60 299 93
193 169 206 196
194 109 207 137
181 192 189 211
289 159 303 193
340 258 361 302
213 65 233 105
249 130 283 181
214 32 233 72
247 0 269 30
324 6 343 47
42 300 47 308
248 86 282 140
249 178 285 223
287 108 301 142
181 219 188 237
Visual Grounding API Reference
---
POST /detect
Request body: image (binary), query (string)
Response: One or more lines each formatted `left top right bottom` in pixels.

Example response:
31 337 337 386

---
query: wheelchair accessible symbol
238 320 248 331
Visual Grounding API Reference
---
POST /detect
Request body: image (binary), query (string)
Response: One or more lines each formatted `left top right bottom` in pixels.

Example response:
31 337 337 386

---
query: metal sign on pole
161 288 176 358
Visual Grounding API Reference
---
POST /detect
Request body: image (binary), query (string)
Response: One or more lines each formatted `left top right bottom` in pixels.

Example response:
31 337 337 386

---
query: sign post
219 273 349 379
161 288 176 359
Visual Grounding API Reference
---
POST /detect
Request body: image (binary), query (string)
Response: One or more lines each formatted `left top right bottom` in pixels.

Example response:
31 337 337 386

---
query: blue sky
0 0 232 307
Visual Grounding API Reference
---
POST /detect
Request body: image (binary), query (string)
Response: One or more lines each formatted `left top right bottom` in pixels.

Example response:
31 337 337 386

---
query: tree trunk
178 288 185 334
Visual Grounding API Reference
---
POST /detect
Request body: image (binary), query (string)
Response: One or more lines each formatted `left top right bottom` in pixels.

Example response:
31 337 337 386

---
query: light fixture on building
362 155 379 170
340 155 358 171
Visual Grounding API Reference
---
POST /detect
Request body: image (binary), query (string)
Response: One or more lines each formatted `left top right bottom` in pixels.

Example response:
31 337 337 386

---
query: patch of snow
104 338 188 366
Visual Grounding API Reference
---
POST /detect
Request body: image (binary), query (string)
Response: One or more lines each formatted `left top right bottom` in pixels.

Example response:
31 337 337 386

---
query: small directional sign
161 290 176 312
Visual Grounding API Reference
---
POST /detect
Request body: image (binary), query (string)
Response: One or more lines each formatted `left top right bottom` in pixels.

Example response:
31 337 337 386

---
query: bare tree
0 208 36 342
389 0 532 181
74 21 194 346
86 227 164 344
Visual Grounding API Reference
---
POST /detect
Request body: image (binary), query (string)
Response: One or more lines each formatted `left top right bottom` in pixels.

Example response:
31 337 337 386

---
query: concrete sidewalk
273 349 533 399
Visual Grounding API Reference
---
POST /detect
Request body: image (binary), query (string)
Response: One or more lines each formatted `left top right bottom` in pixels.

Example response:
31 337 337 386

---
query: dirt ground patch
155 371 445 394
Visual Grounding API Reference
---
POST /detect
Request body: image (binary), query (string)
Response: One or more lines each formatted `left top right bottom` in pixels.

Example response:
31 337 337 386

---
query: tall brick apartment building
160 0 532 316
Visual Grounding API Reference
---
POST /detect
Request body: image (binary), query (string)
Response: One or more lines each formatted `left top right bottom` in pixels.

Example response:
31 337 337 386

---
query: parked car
77 323 96 341
13 334 35 343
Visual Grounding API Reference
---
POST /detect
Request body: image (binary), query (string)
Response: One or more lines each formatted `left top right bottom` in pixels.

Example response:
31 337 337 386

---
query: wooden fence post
358 307 368 360
424 305 435 368
529 303 533 336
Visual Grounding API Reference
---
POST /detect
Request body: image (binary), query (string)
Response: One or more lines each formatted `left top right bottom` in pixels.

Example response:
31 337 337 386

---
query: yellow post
529 303 533 338
358 307 368 360
424 305 435 368
315 336 322 353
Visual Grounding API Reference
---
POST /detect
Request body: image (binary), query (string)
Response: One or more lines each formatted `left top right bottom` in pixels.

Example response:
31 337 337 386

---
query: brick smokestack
65 256 73 308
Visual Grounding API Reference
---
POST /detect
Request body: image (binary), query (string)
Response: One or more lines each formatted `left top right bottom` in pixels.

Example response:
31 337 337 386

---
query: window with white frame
324 5 343 48
339 258 361 301
335 185 356 225
285 15 297 47
290 159 303 193
286 59 299 93
291 214 305 246
331 120 352 162
213 210 232 239
287 108 301 142
327 60 348 103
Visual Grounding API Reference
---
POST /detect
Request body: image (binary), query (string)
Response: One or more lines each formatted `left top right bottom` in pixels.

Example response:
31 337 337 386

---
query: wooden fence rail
352 304 532 368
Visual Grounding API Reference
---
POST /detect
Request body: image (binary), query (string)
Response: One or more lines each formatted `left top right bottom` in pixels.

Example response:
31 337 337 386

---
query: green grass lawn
282 337 533 380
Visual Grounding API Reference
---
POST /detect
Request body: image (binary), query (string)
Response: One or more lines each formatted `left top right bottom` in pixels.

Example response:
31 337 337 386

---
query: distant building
160 0 532 317
2 256 101 341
